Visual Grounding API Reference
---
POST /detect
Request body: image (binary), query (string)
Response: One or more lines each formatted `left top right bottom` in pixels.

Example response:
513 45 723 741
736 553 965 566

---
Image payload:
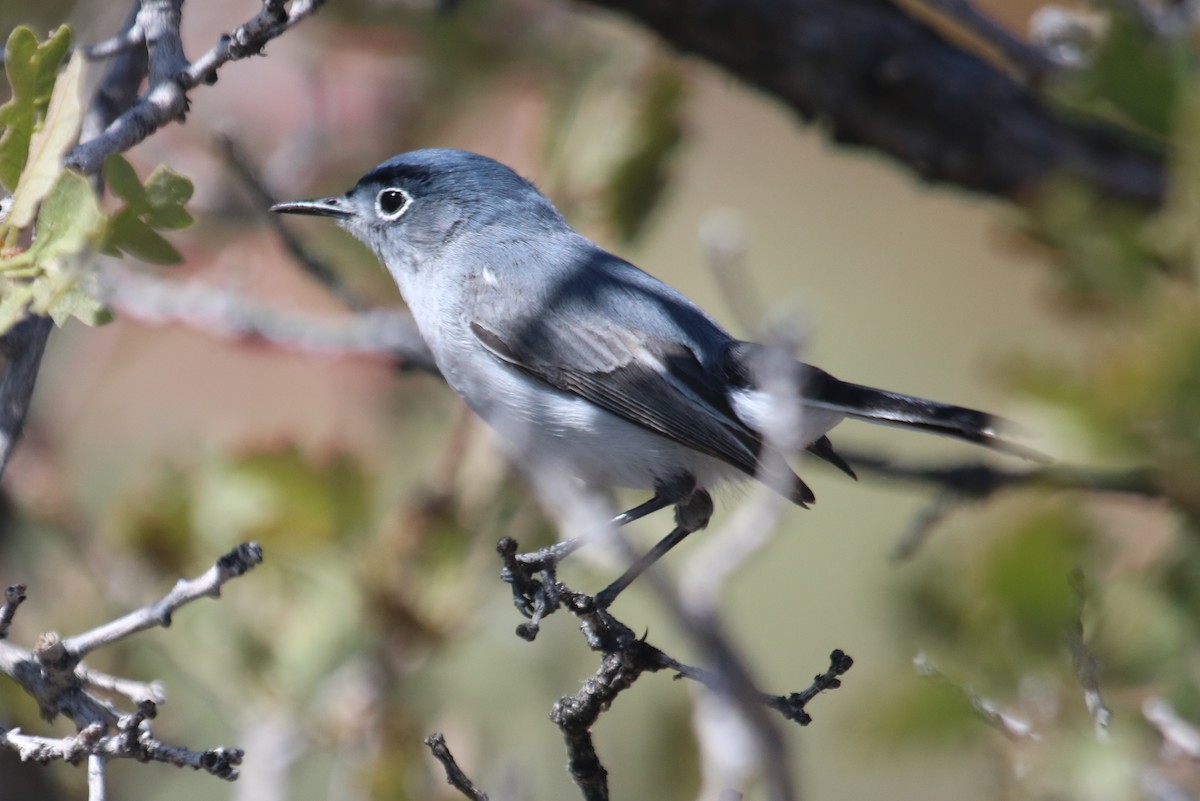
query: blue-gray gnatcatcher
273 149 1021 605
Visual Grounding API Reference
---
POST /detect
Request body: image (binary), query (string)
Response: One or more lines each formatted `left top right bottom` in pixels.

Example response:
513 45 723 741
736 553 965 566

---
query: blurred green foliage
0 27 195 336
873 13 1200 797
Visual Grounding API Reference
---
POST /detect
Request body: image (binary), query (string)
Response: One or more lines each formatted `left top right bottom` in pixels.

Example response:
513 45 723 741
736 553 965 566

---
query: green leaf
144 164 194 208
0 26 72 191
0 281 35 332
99 161 193 263
26 169 104 265
0 170 106 334
7 50 85 230
104 211 183 265
103 154 149 208
143 165 194 229
36 279 111 327
1053 10 1189 137
605 66 686 242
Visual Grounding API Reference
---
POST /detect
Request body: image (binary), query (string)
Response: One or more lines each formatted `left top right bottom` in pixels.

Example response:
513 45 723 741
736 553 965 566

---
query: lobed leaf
0 26 72 191
7 50 85 230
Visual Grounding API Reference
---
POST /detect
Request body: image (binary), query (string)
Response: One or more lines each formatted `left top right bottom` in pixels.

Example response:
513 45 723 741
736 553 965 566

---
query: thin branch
77 667 166 707
1144 697 1200 761
424 732 490 801
832 451 1159 559
0 584 26 639
0 545 260 781
914 653 1038 741
216 135 361 309
88 753 107 801
1066 572 1112 738
1 0 324 482
65 0 325 177
100 264 438 372
499 533 852 801
0 717 244 778
62 542 263 659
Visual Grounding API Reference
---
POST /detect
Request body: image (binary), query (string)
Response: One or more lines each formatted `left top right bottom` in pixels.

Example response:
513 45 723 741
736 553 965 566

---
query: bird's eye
375 188 412 220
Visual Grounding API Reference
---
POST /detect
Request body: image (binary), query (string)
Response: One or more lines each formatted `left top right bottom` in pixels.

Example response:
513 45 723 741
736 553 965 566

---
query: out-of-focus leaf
103 210 183 265
25 169 104 263
36 280 111 327
1024 179 1158 307
869 675 981 746
144 164 194 215
103 153 149 207
0 25 72 191
605 65 686 242
981 505 1088 656
100 158 193 264
1054 10 1188 138
0 281 35 332
1010 292 1200 518
6 50 84 230
0 170 106 333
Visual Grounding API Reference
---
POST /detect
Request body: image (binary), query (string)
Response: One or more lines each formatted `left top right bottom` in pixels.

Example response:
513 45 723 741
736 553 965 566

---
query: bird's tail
719 340 1041 461
805 374 1044 461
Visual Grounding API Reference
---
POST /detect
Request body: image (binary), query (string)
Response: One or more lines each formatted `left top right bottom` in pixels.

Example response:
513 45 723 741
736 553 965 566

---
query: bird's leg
512 493 674 572
593 489 714 609
505 492 675 621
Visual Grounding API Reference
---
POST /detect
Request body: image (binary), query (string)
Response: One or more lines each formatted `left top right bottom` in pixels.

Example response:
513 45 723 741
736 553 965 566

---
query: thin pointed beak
269 197 353 219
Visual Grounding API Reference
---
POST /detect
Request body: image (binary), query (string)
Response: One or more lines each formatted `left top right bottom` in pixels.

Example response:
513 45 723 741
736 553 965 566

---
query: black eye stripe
376 188 411 219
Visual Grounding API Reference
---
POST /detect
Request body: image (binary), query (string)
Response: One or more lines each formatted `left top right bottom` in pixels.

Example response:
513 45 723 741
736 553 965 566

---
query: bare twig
1144 697 1200 761
1066 573 1112 738
66 0 325 176
499 531 852 801
0 544 260 785
62 542 263 658
424 732 490 801
216 135 362 309
100 264 438 372
914 653 1038 741
88 753 107 801
833 452 1159 559
0 584 26 639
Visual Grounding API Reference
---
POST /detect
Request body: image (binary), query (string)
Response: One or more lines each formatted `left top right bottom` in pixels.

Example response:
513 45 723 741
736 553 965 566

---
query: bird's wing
465 253 815 504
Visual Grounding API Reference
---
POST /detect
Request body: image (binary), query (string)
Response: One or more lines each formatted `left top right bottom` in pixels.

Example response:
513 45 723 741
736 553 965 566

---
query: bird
272 148 1024 606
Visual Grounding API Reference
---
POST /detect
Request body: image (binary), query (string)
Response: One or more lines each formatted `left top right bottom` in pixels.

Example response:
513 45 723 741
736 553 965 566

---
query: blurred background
1 1 1195 799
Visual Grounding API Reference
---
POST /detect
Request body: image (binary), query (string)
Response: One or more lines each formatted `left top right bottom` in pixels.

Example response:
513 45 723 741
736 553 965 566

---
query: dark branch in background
830 451 1160 559
216 135 358 308
580 0 1165 206
0 0 326 481
0 317 53 477
0 543 262 793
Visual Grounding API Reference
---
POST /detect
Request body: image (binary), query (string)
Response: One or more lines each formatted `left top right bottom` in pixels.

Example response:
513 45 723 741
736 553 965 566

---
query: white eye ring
375 187 413 220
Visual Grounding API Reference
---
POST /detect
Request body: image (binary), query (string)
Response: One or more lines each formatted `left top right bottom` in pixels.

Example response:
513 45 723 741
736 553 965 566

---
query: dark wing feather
469 320 816 504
